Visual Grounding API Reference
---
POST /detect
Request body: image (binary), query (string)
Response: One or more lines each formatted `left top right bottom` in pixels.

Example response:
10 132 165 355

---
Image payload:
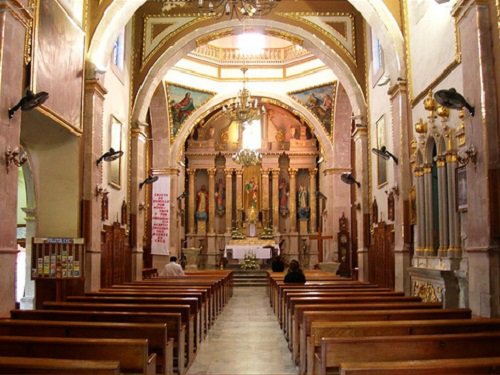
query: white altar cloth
224 244 279 259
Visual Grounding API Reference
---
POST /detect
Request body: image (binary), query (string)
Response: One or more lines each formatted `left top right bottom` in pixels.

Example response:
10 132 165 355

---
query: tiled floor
186 287 298 375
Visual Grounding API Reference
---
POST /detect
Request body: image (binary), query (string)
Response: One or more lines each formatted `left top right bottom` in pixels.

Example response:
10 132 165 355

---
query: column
437 156 449 257
225 169 233 232
453 1 500 316
129 122 147 280
271 169 280 232
187 169 196 234
388 81 412 293
235 169 243 226
82 73 108 293
261 169 270 226
289 168 298 231
415 168 426 256
353 124 369 281
309 168 317 233
208 168 216 233
423 164 433 255
446 152 460 257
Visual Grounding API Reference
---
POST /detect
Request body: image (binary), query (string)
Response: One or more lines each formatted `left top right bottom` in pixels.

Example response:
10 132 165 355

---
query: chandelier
197 0 281 18
232 148 261 166
222 67 264 124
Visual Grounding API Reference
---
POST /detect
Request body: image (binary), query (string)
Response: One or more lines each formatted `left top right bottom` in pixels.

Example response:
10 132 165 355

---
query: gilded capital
224 168 233 176
235 169 244 176
309 168 318 175
288 168 298 176
271 168 280 176
208 168 216 176
186 168 196 176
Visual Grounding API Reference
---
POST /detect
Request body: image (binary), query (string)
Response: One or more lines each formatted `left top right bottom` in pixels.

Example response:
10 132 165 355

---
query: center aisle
187 286 298 375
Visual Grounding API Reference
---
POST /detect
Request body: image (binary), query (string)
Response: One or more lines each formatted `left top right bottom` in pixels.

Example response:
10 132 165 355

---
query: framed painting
109 117 123 189
289 82 337 140
33 0 85 131
166 83 215 142
370 28 385 86
456 166 467 212
376 115 387 186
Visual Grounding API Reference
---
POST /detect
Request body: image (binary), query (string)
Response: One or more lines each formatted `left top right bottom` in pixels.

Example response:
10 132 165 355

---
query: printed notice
151 175 171 255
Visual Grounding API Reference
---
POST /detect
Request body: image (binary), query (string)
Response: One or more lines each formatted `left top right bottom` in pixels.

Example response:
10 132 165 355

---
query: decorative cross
309 230 333 263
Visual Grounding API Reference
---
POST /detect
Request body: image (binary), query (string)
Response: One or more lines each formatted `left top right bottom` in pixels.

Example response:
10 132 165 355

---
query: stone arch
132 19 367 126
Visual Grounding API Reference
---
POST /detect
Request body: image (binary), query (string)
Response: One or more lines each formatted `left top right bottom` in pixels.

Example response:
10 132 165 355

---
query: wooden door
101 222 131 288
368 221 395 289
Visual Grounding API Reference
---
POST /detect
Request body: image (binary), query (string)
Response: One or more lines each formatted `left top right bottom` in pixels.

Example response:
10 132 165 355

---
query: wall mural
34 0 85 130
288 82 337 140
166 83 215 142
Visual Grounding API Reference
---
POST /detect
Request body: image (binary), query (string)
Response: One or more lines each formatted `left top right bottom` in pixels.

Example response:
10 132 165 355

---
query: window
242 119 261 150
112 29 125 71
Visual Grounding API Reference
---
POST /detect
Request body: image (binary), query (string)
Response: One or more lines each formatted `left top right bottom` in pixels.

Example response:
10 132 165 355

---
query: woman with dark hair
284 259 306 283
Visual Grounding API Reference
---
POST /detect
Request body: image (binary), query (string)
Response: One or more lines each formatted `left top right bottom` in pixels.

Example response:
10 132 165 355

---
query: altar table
224 243 280 259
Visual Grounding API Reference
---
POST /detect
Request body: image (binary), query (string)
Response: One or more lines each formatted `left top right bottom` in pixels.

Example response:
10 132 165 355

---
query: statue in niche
279 177 289 216
215 178 225 216
196 185 208 221
297 184 310 219
245 176 258 210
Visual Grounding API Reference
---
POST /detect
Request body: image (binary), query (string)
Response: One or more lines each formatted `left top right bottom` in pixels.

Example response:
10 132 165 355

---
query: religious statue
245 176 258 210
215 178 225 216
297 184 310 219
279 177 289 216
196 185 208 221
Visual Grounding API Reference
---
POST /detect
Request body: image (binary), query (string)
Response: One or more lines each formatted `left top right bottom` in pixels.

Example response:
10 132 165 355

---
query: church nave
187 287 297 375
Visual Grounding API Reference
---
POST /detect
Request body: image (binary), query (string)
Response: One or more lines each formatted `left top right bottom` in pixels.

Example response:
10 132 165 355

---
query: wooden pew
0 356 121 375
10 309 186 375
285 295 422 341
0 319 173 375
291 302 443 368
67 295 204 344
310 319 500 375
301 308 472 375
0 336 156 375
43 301 196 367
316 332 500 375
339 357 500 374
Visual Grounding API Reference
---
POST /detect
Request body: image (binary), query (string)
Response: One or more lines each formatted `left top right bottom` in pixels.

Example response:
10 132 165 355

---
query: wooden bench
301 308 472 375
0 336 156 375
291 302 443 367
339 357 500 374
0 356 121 375
0 319 173 375
310 319 500 375
42 301 196 367
10 309 186 375
316 332 500 375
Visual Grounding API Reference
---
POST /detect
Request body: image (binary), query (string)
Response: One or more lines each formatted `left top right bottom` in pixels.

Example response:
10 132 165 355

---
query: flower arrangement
259 226 274 240
241 253 259 270
231 227 246 240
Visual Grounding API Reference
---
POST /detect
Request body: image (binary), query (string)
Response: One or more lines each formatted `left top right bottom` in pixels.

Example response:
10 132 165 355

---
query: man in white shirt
161 256 185 276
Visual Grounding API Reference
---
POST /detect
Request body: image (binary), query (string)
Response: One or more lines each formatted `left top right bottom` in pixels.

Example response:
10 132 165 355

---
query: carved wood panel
101 222 131 288
368 221 395 289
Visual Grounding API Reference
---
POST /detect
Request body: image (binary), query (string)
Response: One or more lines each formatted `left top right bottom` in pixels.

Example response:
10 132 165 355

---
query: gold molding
34 105 83 137
277 12 357 66
151 167 179 176
413 280 443 303
195 28 234 47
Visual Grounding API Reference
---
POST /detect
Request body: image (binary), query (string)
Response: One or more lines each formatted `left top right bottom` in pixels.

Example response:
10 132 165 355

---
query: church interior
1 0 500 373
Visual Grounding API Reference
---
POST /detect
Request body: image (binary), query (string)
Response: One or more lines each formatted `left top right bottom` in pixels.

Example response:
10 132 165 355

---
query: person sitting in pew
284 259 306 284
161 256 185 276
272 255 285 272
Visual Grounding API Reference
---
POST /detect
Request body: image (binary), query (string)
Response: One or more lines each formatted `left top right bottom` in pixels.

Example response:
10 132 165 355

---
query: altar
224 239 279 259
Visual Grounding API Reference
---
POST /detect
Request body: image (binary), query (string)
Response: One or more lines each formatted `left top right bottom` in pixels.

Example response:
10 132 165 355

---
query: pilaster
225 169 233 233
289 168 297 232
261 169 270 226
271 169 280 232
309 168 317 233
187 168 196 234
208 168 216 233
235 169 243 226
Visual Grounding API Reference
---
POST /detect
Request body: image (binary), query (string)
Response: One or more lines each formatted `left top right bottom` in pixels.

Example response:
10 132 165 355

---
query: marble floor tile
186 286 298 375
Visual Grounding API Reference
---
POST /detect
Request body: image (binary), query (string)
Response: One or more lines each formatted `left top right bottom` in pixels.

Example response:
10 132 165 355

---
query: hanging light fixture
196 0 280 18
232 148 261 166
222 67 265 124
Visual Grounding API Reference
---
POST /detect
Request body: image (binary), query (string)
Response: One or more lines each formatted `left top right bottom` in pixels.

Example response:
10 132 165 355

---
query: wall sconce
434 88 474 117
8 90 49 119
457 145 477 166
95 184 108 197
372 146 399 164
140 175 159 189
96 148 123 166
5 147 27 173
340 173 360 187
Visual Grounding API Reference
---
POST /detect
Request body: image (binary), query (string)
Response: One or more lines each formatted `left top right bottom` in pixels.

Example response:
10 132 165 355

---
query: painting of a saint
166 83 215 141
215 178 225 216
297 184 310 219
279 177 289 216
196 185 208 221
289 82 337 139
245 177 258 210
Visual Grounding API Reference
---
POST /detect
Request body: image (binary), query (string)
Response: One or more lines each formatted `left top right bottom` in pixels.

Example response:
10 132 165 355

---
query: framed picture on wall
109 116 122 189
456 165 467 212
370 28 385 86
376 115 387 186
